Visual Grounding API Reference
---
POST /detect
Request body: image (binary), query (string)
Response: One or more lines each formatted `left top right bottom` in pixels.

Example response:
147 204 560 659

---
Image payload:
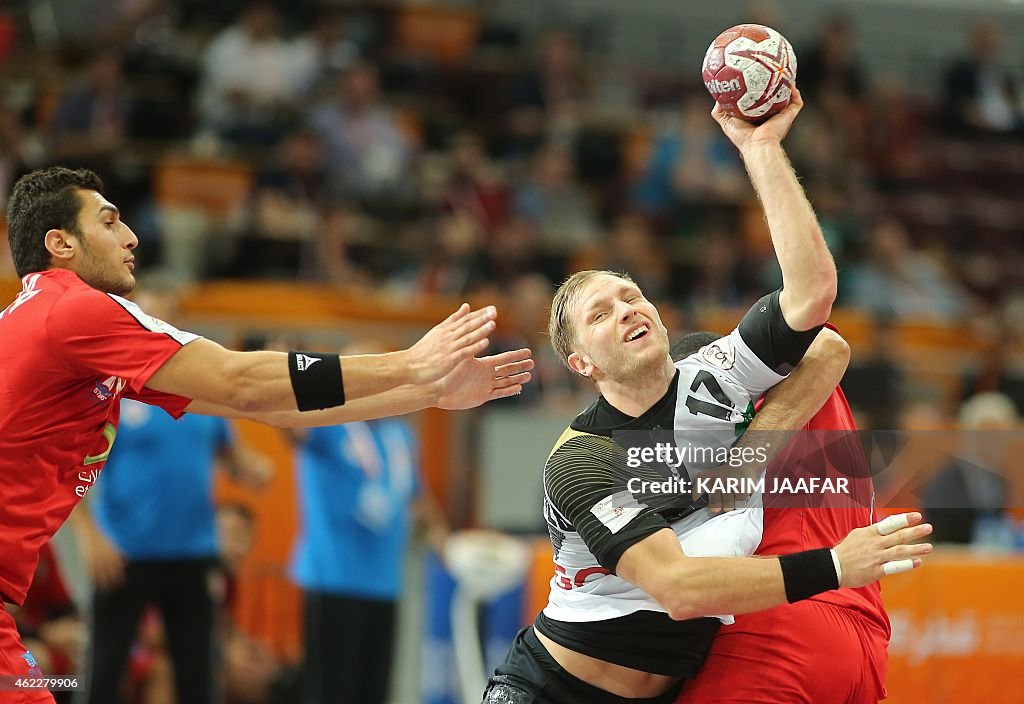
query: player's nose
124 225 139 250
617 300 638 322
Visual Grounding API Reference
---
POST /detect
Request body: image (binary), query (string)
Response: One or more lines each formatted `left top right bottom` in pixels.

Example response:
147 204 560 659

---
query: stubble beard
77 242 135 296
608 329 672 387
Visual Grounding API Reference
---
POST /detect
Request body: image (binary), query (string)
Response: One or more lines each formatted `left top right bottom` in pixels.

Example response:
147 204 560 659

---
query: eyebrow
98 204 120 218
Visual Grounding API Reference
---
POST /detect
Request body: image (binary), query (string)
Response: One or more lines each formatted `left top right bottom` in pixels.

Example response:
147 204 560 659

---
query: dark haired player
0 167 532 702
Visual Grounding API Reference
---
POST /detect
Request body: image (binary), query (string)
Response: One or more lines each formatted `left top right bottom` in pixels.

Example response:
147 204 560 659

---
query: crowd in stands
1 0 1023 420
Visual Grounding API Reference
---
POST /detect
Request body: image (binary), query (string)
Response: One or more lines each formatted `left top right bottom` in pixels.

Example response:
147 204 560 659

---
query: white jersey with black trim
540 289 822 632
542 326 783 625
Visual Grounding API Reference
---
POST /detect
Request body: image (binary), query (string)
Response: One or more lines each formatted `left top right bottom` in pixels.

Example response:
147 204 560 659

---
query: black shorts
482 627 683 704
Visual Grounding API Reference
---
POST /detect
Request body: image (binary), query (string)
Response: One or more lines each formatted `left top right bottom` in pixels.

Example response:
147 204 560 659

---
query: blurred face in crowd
242 3 278 41
87 53 123 93
282 130 323 175
970 20 1001 62
218 506 254 571
341 63 379 110
54 190 138 296
563 273 671 384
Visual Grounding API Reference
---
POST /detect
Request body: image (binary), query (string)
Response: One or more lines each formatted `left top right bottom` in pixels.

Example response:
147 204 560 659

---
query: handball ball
702 24 797 123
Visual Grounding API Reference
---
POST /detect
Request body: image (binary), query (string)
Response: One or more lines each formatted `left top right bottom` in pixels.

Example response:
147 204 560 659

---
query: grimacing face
567 274 671 383
70 189 138 296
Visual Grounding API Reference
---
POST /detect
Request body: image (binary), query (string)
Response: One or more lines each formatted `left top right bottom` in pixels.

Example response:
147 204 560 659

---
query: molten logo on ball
702 24 797 122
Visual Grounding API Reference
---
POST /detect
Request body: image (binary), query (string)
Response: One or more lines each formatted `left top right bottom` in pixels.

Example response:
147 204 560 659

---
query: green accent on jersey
83 423 117 466
735 402 757 437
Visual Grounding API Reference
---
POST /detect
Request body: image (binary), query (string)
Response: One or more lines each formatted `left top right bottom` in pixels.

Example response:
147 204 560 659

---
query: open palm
436 348 534 410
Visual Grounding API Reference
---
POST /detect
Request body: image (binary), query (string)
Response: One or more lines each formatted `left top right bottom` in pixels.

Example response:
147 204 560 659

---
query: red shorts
0 609 54 704
676 601 888 704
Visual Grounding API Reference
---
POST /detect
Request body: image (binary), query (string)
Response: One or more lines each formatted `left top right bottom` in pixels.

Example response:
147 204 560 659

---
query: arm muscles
185 383 435 428
743 142 837 330
736 327 850 460
616 528 787 621
145 339 413 414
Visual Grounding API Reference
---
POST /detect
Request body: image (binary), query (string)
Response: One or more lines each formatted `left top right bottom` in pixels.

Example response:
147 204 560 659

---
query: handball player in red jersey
0 167 533 702
674 332 889 704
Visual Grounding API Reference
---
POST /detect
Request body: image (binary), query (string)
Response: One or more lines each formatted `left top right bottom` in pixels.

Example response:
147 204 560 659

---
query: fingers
495 371 532 390
882 541 933 564
452 321 496 359
790 86 803 108
489 384 524 401
449 306 497 343
485 348 533 368
879 520 932 549
441 303 471 326
495 359 535 379
876 512 921 536
882 559 918 576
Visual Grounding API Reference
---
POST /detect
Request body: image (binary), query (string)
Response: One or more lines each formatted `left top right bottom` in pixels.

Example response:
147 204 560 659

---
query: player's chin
113 272 136 296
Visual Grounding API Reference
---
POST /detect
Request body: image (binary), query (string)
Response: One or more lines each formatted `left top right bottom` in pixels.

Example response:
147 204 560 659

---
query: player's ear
43 228 76 264
567 352 592 378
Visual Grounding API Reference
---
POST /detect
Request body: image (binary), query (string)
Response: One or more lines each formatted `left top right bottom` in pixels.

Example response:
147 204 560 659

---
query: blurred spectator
0 6 15 65
841 314 906 430
288 341 448 704
504 29 590 155
9 544 83 704
511 142 598 253
218 504 299 704
862 75 922 189
307 61 416 209
959 333 1024 414
484 216 547 288
943 19 1024 137
843 218 969 320
0 102 31 213
599 214 672 301
47 52 132 173
632 96 745 230
287 10 363 100
922 391 1017 544
392 213 488 297
197 1 298 147
72 284 272 704
439 131 509 234
798 14 866 103
681 228 745 309
232 127 334 278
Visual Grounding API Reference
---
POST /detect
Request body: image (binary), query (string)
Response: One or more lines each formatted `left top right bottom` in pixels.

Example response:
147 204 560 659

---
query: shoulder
47 279 125 326
546 429 621 482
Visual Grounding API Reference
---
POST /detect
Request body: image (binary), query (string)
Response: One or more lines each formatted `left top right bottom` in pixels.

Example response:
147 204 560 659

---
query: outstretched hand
407 304 497 385
712 87 804 153
434 348 534 410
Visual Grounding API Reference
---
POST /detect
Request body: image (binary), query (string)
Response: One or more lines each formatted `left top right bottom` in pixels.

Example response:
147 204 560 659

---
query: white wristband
829 548 843 586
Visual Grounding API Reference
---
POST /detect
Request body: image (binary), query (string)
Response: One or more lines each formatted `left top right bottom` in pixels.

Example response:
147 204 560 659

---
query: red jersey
758 385 889 636
0 269 195 605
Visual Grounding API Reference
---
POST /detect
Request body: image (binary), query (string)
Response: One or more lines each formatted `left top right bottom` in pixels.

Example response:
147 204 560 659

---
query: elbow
664 589 711 621
827 331 852 368
805 277 838 327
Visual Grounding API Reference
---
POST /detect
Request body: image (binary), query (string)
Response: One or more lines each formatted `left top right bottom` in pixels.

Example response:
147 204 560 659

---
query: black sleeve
545 435 671 574
737 290 822 374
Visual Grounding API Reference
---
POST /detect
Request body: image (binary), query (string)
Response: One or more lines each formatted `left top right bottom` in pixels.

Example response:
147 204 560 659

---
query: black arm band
778 548 840 603
288 351 345 411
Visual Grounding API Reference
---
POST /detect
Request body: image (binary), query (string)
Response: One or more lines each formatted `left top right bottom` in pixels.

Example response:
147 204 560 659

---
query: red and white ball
702 24 797 123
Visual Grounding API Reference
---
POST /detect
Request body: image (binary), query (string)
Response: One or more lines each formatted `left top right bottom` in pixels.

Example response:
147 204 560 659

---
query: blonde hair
548 270 634 370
